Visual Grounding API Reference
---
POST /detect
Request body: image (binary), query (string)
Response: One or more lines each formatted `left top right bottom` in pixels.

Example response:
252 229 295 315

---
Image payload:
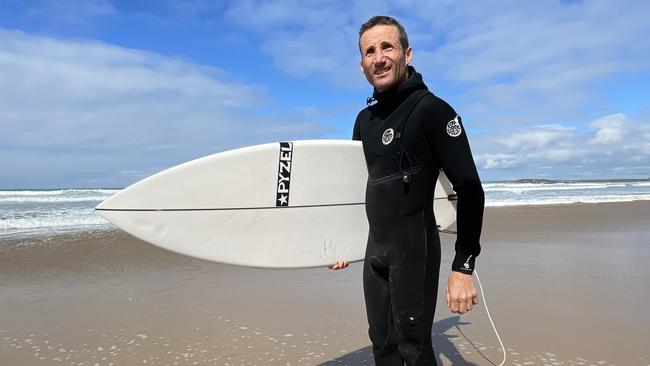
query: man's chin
373 78 396 92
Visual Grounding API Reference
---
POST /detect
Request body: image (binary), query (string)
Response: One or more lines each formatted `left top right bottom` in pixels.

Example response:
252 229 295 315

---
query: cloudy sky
1 0 649 188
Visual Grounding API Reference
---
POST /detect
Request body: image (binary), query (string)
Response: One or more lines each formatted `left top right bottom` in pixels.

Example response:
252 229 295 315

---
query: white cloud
475 112 650 179
0 29 332 187
477 124 581 170
479 153 518 169
589 113 626 145
499 124 574 151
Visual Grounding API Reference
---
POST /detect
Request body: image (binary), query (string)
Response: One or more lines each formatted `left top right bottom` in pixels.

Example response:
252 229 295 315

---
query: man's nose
373 51 387 64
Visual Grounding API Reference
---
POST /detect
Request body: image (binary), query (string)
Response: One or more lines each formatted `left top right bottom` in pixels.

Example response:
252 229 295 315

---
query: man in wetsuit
329 16 484 365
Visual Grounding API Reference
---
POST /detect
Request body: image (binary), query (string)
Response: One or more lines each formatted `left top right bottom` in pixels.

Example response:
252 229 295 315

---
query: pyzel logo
276 142 293 206
382 128 395 145
446 115 462 137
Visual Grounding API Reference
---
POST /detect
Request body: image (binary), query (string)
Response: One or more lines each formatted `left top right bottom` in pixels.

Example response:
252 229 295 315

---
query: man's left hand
327 260 349 270
446 271 479 314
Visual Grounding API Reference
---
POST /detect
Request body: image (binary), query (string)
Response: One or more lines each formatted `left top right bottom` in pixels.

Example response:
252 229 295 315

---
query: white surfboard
96 140 457 268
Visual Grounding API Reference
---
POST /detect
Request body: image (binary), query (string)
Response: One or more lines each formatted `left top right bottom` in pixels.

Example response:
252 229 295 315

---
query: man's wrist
451 253 476 274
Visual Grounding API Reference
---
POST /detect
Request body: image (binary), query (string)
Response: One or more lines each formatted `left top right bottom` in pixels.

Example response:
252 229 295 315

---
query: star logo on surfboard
277 194 288 205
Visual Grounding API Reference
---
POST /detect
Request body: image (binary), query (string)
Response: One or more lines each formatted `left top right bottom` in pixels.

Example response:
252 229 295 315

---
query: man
330 16 485 365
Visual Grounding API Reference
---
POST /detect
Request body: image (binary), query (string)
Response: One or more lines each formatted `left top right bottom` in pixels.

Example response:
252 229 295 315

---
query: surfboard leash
474 269 507 366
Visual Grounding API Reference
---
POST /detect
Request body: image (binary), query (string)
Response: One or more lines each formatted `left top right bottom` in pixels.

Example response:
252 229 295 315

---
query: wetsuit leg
389 211 441 365
363 229 403 365
363 211 441 366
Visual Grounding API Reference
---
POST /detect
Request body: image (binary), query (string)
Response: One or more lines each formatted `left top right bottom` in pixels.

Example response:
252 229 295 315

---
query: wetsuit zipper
368 164 428 184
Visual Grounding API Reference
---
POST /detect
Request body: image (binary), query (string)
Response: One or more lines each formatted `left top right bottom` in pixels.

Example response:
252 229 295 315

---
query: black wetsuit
353 67 484 366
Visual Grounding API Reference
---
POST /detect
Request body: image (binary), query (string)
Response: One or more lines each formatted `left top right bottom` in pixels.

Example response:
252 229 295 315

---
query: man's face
359 24 412 92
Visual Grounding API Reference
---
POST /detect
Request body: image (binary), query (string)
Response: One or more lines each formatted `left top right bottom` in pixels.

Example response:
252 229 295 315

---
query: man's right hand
327 260 349 270
446 271 479 314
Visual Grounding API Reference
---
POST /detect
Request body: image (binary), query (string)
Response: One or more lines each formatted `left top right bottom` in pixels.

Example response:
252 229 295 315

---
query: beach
1 201 649 366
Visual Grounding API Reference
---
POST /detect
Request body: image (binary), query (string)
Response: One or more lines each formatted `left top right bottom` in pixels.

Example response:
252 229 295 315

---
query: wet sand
1 201 649 365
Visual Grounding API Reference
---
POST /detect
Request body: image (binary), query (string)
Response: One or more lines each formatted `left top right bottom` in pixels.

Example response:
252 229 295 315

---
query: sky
1 0 649 188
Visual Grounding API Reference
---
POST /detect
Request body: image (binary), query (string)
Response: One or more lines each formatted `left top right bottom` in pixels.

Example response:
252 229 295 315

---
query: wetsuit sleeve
420 97 484 274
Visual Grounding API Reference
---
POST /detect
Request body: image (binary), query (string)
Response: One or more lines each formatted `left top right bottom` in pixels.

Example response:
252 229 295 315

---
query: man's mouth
374 67 391 77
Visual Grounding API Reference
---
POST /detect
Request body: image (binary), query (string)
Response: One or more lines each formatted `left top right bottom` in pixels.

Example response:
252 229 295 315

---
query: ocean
2 180 650 238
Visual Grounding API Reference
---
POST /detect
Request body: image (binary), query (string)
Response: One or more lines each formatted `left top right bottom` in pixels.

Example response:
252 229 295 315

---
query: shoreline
1 201 649 365
3 199 650 241
2 176 650 190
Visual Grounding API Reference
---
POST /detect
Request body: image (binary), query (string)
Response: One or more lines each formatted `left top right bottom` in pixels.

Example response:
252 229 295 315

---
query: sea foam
1 181 649 238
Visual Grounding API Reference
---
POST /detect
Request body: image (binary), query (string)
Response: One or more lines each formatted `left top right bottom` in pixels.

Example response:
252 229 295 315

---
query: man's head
358 16 412 92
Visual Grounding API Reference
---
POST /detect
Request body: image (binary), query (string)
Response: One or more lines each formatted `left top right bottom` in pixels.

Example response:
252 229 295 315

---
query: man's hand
446 271 479 314
327 260 349 270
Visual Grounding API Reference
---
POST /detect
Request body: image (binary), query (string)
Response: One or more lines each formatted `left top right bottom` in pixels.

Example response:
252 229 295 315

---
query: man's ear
405 47 413 65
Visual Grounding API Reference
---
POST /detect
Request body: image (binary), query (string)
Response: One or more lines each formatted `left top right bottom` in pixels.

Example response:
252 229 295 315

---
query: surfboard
96 140 457 268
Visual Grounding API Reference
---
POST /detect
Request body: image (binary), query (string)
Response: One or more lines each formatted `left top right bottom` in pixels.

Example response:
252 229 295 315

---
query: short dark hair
358 16 409 54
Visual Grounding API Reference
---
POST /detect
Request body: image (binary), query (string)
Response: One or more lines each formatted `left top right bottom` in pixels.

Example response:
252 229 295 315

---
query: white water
1 181 649 238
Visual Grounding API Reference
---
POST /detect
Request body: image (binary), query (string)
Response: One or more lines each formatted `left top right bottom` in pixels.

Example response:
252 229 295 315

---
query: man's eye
365 49 375 56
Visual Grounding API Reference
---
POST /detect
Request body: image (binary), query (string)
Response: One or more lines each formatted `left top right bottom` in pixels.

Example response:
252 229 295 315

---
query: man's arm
420 96 485 314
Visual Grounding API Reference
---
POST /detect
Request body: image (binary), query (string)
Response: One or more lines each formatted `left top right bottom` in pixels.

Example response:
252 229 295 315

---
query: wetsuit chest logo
381 128 395 145
446 115 462 137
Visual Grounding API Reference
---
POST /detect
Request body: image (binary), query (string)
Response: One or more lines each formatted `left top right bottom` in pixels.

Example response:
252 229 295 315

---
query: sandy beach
1 201 649 366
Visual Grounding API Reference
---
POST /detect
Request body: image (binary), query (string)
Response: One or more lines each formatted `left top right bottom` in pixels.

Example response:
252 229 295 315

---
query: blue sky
1 0 649 188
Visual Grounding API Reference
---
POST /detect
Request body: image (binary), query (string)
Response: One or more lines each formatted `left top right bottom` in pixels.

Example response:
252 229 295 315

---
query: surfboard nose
95 194 115 210
95 200 107 210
